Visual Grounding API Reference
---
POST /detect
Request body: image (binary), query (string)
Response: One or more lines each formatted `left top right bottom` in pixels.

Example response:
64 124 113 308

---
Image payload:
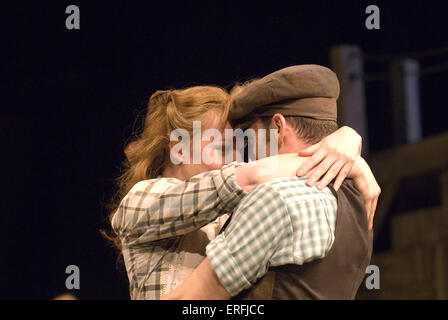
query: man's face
247 118 278 160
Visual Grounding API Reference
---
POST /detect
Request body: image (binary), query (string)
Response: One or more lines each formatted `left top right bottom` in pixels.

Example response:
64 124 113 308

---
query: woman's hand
296 126 362 191
349 157 381 230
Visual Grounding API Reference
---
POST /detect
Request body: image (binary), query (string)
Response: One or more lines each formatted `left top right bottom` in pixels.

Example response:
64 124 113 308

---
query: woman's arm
112 154 308 245
111 163 245 246
236 153 307 191
347 157 381 230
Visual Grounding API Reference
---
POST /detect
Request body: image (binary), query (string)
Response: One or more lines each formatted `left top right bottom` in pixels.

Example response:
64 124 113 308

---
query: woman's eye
224 145 234 153
211 142 234 156
211 144 224 154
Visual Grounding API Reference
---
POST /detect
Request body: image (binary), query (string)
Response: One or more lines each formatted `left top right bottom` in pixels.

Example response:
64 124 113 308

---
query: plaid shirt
111 162 246 299
112 163 337 299
206 176 337 296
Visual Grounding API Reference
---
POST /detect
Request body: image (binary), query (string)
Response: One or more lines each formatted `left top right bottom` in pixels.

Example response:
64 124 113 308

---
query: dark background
1 1 447 299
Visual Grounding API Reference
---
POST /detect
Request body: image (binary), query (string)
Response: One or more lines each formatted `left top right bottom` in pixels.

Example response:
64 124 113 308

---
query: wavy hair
103 86 231 250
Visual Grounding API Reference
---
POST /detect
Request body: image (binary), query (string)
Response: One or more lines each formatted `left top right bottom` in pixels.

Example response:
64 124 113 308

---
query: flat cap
229 64 340 122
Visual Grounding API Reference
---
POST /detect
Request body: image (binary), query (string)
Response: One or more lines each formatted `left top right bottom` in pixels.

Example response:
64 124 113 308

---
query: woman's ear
271 113 287 147
169 140 184 165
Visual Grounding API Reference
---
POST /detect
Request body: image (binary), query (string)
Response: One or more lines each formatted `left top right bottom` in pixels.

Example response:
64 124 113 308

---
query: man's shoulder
252 176 336 203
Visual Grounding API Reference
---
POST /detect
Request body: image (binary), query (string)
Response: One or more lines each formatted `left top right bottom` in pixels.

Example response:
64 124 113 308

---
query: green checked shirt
206 176 337 296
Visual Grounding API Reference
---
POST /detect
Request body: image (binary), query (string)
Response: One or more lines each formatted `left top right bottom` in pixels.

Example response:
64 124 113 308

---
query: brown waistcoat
227 180 373 300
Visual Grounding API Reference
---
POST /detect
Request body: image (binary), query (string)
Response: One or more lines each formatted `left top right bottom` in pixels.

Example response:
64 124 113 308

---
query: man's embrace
164 65 375 299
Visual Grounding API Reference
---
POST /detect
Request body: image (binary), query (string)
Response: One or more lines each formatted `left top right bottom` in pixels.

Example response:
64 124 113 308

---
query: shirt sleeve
206 178 337 296
205 182 293 296
112 162 247 248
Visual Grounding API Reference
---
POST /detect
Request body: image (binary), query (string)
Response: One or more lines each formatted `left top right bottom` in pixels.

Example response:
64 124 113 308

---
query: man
164 65 376 299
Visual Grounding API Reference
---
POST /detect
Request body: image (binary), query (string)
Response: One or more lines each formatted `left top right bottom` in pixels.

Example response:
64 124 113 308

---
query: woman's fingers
297 142 321 157
365 199 372 228
362 187 379 231
315 160 345 190
302 166 318 181
368 201 374 230
333 162 353 191
369 192 379 230
297 147 327 177
305 154 338 187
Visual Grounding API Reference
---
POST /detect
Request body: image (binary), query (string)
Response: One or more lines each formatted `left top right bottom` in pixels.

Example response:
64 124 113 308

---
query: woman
108 85 380 299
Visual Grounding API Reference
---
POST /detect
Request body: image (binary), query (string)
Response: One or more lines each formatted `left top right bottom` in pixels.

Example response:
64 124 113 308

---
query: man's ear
271 114 288 147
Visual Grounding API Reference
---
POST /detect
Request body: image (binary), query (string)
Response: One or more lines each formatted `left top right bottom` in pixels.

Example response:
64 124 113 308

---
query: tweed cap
229 64 340 122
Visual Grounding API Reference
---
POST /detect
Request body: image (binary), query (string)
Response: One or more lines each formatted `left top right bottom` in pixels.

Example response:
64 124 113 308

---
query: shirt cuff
206 233 252 296
213 162 247 212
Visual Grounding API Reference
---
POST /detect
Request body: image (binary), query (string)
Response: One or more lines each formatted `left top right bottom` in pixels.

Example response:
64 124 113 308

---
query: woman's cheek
205 151 224 170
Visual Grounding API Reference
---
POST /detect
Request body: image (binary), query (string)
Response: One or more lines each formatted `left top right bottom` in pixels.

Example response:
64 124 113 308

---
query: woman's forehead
200 110 232 131
224 121 233 130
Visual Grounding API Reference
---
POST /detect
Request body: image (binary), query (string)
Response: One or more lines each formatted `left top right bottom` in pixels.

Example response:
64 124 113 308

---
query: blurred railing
369 131 448 235
358 132 448 299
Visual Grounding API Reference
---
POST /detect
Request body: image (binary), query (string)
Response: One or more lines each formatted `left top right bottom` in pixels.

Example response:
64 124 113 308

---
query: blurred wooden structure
357 132 448 299
330 45 369 155
331 45 448 299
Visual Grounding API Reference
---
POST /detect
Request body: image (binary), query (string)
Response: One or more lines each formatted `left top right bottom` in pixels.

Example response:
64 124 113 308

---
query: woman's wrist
235 163 259 192
235 155 300 192
349 157 367 181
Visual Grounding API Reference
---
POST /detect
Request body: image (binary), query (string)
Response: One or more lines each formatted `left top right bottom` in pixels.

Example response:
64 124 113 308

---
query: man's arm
163 179 337 299
161 257 230 300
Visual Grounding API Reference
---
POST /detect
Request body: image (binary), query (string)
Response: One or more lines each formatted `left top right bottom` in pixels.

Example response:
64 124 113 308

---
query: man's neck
277 140 310 155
